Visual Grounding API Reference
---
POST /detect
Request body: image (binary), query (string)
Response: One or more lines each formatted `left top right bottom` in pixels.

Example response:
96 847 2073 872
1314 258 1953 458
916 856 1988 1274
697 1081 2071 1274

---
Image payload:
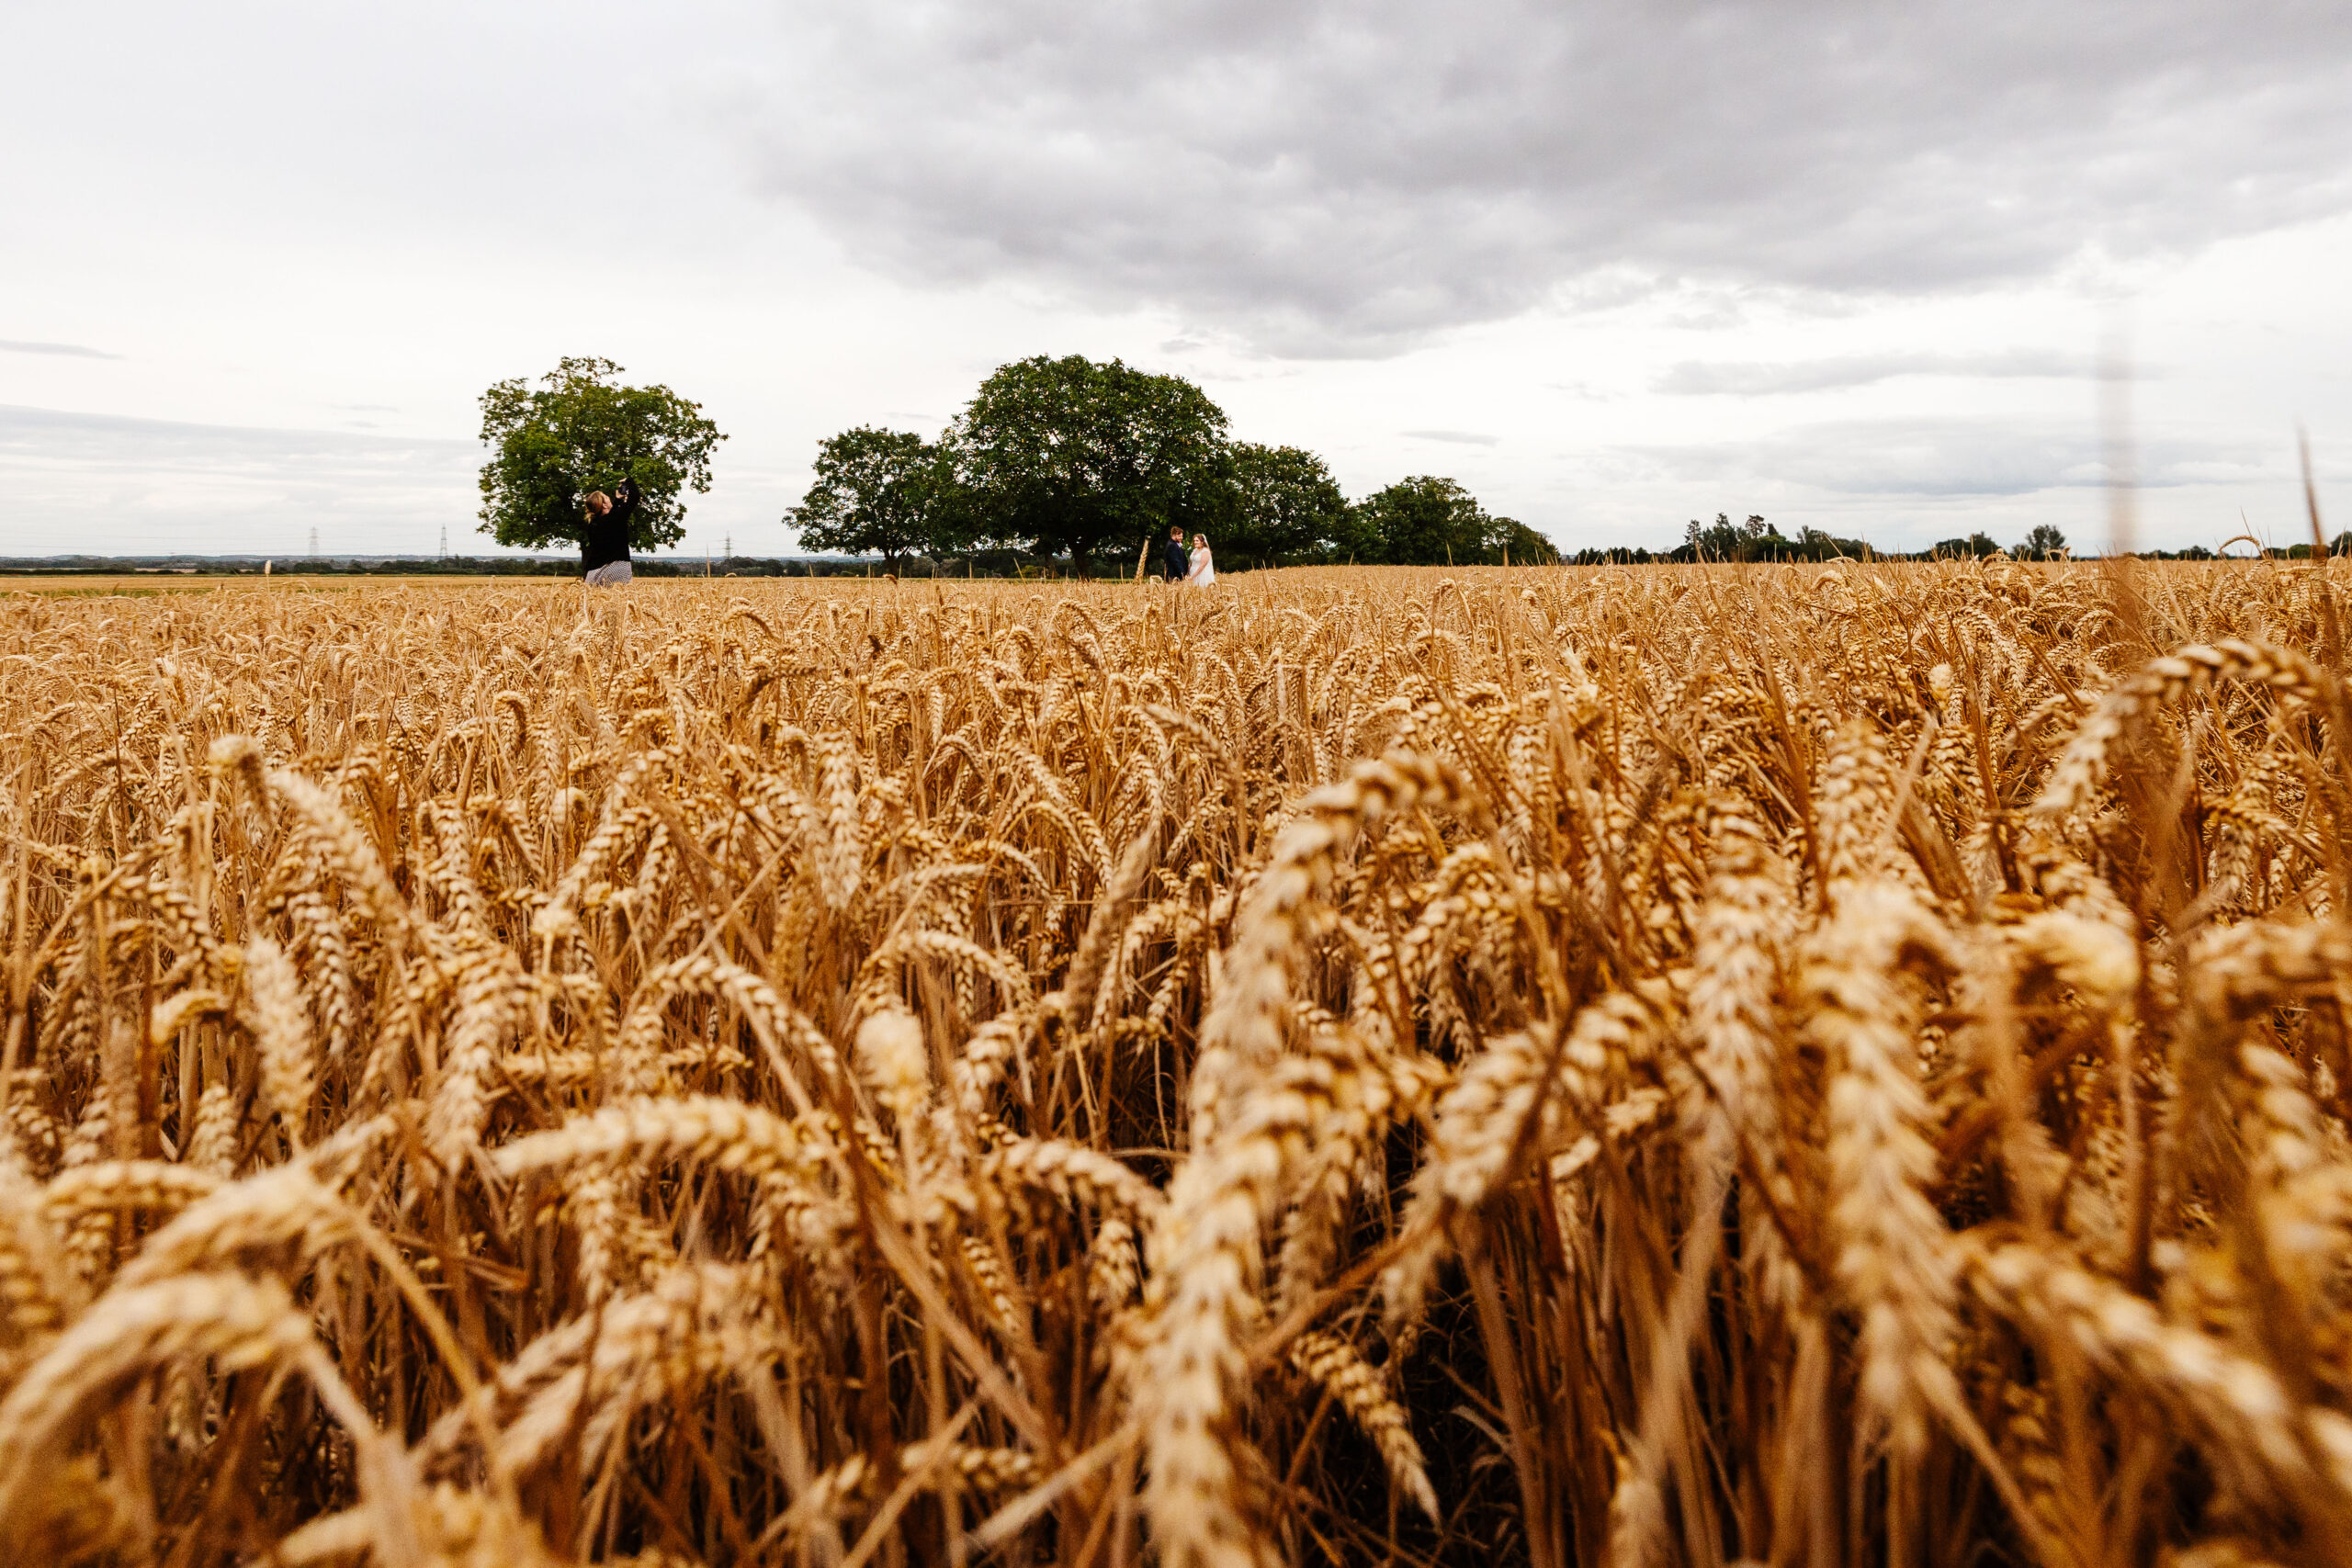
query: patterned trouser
584 561 633 587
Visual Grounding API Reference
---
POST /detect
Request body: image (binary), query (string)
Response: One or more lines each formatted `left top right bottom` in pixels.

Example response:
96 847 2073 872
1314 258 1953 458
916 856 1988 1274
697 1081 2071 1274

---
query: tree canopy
794 356 1569 573
1673 513 1871 563
1493 516 1561 565
786 426 956 567
2022 524 2069 560
477 357 724 552
1346 476 1551 566
1350 477 1478 565
1213 443 1352 567
950 355 1230 576
1683 513 1772 559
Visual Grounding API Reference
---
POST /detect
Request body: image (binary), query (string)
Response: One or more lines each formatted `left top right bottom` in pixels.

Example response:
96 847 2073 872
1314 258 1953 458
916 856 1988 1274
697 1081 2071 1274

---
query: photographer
582 478 639 586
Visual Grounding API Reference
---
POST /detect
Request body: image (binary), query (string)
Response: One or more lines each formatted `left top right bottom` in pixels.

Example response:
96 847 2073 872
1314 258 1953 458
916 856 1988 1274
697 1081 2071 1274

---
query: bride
1183 531 1216 586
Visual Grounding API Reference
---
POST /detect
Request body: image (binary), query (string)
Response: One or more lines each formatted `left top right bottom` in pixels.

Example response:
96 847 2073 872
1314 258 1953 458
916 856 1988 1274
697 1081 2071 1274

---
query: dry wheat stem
0 566 2346 1568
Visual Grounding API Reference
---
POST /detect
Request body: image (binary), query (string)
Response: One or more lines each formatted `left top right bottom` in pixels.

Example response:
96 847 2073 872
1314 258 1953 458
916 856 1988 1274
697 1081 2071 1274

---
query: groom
1160 525 1189 582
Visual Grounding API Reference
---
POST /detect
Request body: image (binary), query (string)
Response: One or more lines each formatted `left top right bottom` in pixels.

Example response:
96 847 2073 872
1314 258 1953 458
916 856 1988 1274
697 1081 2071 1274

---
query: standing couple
1159 525 1216 586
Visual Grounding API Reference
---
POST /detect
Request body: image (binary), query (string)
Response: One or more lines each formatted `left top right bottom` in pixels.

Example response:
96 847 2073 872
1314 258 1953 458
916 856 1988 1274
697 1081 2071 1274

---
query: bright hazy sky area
7 2 2352 558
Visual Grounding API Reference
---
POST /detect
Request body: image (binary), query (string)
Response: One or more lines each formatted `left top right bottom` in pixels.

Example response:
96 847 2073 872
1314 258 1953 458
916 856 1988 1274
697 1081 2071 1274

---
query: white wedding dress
1185 545 1216 586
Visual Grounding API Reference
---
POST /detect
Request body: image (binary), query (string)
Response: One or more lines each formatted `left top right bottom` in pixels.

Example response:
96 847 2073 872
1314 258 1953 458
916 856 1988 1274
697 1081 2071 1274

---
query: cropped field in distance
2 561 2346 1568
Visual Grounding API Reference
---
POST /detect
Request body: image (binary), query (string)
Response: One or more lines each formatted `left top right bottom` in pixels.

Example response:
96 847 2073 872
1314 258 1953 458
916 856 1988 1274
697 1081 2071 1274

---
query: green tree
1669 513 1873 562
1350 477 1498 565
1682 513 1765 559
2022 524 2069 560
786 426 957 568
477 357 724 552
1493 516 1560 565
950 355 1230 576
1213 443 1351 567
1928 532 2003 559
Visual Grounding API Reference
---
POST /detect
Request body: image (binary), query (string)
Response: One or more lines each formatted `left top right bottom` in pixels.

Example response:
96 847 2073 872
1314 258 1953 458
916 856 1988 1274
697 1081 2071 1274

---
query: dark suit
1162 537 1190 580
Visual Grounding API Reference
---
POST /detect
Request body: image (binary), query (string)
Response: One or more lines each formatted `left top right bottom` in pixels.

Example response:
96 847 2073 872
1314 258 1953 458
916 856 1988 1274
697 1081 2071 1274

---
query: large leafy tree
1493 516 1560 565
477 357 724 552
1350 476 1496 564
950 355 1229 576
1347 476 1557 565
1215 443 1351 567
786 427 957 567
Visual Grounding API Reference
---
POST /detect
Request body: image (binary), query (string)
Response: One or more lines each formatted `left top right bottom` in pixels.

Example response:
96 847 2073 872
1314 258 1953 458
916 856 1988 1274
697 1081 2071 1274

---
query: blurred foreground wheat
3 560 2350 1567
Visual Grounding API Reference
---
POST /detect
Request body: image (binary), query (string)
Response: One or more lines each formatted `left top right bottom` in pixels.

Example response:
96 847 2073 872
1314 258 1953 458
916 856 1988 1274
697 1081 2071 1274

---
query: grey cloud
739 1 2352 355
1657 350 2088 396
0 404 477 556
1404 429 1499 446
0 403 474 459
0 339 119 359
1622 418 2272 499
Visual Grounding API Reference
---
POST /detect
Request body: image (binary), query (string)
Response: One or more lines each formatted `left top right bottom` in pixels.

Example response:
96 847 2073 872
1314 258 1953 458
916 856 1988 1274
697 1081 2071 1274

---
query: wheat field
1 560 2347 1568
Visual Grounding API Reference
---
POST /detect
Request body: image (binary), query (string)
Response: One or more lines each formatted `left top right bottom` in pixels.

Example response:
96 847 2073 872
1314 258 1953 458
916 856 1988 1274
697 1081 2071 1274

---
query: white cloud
1655 351 2087 397
0 405 481 558
1621 417 2267 499
0 340 120 359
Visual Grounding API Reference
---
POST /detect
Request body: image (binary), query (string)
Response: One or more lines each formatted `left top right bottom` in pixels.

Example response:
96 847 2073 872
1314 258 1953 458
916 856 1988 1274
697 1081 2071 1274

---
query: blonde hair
586 491 612 514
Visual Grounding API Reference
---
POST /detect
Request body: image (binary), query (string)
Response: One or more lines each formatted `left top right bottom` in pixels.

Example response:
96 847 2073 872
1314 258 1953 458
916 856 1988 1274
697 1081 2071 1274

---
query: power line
309 525 319 558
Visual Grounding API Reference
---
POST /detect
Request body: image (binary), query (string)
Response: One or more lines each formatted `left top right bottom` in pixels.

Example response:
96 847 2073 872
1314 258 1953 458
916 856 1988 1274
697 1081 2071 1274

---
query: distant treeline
0 556 949 580
1564 518 2352 566
469 353 2343 577
18 528 2347 581
1564 517 2076 565
789 355 1558 574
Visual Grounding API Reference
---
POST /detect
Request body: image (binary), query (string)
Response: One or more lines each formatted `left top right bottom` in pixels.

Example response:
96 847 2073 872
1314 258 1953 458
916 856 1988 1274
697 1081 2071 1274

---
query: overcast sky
8 1 2352 558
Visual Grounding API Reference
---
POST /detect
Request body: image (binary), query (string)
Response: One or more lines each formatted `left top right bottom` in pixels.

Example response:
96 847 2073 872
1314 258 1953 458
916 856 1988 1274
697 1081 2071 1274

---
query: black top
582 481 639 572
1162 536 1190 580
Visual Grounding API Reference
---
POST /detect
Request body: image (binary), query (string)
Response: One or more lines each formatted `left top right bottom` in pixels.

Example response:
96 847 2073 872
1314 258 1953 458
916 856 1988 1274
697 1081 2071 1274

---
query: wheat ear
243 933 316 1151
2034 640 2328 821
1141 752 1470 1568
1286 1329 1437 1520
0 1271 316 1526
